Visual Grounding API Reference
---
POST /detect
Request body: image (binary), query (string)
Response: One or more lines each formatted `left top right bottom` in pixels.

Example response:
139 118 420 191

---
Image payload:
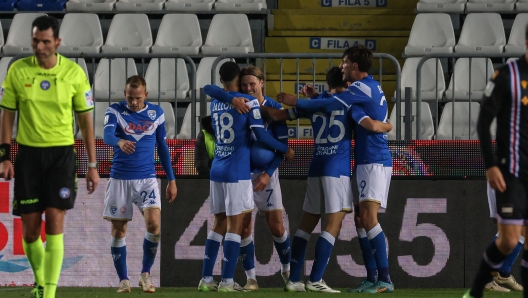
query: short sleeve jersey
0 54 93 147
210 91 265 182
104 101 166 180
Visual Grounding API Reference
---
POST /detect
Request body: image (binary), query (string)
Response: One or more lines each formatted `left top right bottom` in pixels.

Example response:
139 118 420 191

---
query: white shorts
487 182 497 218
210 180 254 216
303 176 353 214
103 178 161 221
251 170 283 212
355 164 392 209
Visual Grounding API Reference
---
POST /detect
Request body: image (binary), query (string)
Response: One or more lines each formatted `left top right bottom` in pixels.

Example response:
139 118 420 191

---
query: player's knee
496 237 518 254
268 223 285 238
146 221 160 234
23 231 41 243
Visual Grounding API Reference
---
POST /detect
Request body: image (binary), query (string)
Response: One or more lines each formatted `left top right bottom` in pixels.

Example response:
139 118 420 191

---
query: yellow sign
522 80 528 90
522 96 528 106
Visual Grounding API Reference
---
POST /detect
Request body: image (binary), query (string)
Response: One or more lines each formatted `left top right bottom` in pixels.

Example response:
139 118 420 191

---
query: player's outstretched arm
296 97 344 114
204 84 250 114
359 118 392 133
156 120 177 203
78 111 100 194
0 109 16 180
260 106 292 122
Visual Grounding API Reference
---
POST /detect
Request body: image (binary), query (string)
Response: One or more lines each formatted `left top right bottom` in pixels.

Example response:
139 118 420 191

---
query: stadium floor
0 287 521 297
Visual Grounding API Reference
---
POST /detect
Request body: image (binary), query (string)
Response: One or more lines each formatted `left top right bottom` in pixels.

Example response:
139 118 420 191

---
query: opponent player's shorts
251 170 283 212
303 175 352 214
488 169 528 226
13 145 77 216
354 164 392 209
103 178 161 221
210 180 253 216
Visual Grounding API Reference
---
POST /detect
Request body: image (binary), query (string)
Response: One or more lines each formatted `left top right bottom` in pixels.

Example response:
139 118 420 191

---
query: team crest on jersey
111 206 117 215
148 110 156 120
40 80 50 90
59 187 70 199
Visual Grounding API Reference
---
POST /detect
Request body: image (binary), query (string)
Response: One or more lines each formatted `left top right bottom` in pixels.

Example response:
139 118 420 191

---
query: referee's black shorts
494 167 528 225
12 144 77 216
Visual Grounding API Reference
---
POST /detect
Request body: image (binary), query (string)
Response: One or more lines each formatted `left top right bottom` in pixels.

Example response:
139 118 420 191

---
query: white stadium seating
102 14 152 54
445 58 494 102
466 0 515 12
195 57 230 95
159 102 177 139
151 14 202 55
2 13 45 55
397 57 445 101
94 58 138 101
416 0 467 13
165 0 214 11
437 102 480 140
405 13 455 56
505 14 528 55
58 13 103 55
68 58 90 81
176 102 211 139
92 102 109 139
388 102 435 140
201 14 254 54
66 0 116 12
116 0 165 11
145 58 190 101
0 57 12 85
455 13 506 54
215 0 267 11
517 0 528 11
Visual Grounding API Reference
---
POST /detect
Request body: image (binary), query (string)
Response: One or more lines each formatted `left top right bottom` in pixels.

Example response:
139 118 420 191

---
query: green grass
0 287 522 297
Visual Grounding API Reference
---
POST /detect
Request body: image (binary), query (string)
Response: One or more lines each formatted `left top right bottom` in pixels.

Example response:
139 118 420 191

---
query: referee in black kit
464 26 528 298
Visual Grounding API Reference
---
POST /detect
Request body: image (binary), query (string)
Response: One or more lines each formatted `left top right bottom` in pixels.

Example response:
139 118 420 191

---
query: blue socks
368 224 391 283
358 228 378 283
142 232 160 274
202 231 223 279
290 229 310 282
221 233 241 283
310 231 335 282
273 231 291 273
240 235 256 280
111 237 128 281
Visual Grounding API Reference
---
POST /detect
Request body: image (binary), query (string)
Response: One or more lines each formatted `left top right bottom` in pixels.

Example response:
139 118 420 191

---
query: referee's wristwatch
87 161 98 169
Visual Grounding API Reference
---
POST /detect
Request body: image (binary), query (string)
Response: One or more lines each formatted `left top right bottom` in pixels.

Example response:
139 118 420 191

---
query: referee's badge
484 81 495 97
40 80 50 90
59 187 70 199
148 110 156 120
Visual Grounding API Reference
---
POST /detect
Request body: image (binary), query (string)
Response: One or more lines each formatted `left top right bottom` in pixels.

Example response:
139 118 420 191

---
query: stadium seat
388 102 435 140
159 102 176 139
116 0 165 11
165 0 214 11
455 13 505 54
195 57 230 97
176 102 211 139
0 57 12 86
94 58 138 101
0 23 5 51
436 102 480 140
151 14 202 55
505 14 528 55
68 58 90 82
416 0 467 13
102 14 152 54
506 57 519 63
396 57 445 102
466 0 515 12
92 102 110 139
404 13 455 56
517 0 528 11
0 0 17 11
145 58 190 102
214 0 267 11
66 0 116 12
201 14 254 54
2 13 46 55
17 0 68 11
445 58 494 102
58 13 103 55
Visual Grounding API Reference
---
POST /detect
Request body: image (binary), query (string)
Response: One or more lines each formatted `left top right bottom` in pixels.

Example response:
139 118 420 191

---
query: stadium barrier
415 53 519 140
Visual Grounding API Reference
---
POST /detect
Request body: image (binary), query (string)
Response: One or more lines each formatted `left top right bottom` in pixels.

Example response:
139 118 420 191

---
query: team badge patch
85 90 94 107
104 115 109 125
120 207 126 214
0 87 4 103
148 110 156 120
484 81 495 97
111 206 117 215
59 187 70 199
40 80 50 90
253 109 262 120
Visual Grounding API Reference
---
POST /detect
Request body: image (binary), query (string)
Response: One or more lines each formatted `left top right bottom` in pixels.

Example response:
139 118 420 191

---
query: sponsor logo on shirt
124 121 155 134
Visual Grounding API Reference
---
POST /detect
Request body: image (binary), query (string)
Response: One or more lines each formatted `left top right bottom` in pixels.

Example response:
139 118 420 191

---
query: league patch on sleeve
0 87 4 103
484 81 495 97
104 115 109 125
253 109 262 120
85 90 94 107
